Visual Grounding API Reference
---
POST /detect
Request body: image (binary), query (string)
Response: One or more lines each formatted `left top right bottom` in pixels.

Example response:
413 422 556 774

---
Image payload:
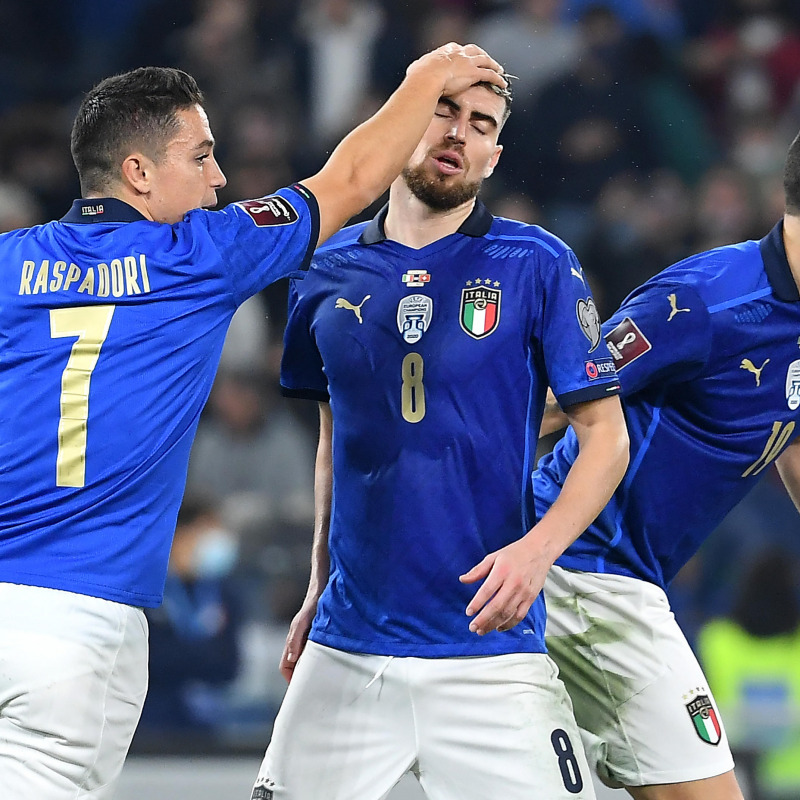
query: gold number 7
49 305 116 487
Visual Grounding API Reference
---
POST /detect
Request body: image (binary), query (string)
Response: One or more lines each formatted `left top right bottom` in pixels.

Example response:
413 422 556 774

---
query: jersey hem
0 572 160 608
309 630 546 657
557 380 620 408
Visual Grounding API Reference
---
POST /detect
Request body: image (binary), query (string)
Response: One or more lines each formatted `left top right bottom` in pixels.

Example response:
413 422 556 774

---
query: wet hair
70 66 204 195
783 130 800 215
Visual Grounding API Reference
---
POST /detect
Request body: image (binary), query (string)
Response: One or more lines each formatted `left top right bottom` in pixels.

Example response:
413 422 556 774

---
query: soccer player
251 75 629 800
0 46 506 800
533 130 800 800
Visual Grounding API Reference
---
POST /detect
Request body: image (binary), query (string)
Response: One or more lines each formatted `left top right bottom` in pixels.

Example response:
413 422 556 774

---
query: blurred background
4 0 800 797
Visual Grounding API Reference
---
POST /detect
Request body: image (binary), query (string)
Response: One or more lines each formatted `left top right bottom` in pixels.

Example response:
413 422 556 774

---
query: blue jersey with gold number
535 221 800 590
0 188 319 607
281 201 620 657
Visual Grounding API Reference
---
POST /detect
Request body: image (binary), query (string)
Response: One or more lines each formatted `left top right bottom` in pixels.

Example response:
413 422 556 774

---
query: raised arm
279 402 333 683
461 395 628 635
301 43 506 245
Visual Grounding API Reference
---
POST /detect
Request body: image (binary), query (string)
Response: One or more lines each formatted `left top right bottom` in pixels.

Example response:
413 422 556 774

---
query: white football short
0 582 149 799
252 640 597 800
544 565 735 788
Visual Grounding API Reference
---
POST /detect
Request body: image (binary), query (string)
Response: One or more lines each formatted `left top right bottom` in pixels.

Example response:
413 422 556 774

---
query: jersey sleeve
280 275 329 401
192 184 320 306
602 278 712 396
542 250 621 408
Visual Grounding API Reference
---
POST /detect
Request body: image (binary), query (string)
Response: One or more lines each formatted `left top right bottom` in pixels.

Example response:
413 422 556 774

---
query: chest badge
786 360 800 409
460 280 501 339
397 294 433 344
741 357 769 387
401 269 431 288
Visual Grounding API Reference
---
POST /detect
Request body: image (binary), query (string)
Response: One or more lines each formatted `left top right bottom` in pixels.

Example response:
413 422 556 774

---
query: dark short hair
70 66 204 195
477 71 514 126
784 130 800 215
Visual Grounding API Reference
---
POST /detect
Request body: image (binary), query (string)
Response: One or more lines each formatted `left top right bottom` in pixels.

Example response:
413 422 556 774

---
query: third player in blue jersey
533 128 800 800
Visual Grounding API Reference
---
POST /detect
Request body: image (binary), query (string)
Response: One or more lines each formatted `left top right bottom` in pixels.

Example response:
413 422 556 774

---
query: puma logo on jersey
741 358 769 386
667 293 691 321
335 295 371 323
570 266 586 285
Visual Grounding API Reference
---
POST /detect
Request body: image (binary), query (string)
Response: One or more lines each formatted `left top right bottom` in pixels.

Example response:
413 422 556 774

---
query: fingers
459 555 492 585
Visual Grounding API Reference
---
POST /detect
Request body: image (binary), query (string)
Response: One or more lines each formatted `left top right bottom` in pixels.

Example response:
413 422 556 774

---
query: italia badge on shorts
460 281 500 339
686 694 722 745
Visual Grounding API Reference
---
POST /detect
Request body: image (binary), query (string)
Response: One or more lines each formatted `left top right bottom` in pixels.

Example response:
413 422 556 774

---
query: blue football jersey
0 187 319 607
535 221 800 590
281 202 620 657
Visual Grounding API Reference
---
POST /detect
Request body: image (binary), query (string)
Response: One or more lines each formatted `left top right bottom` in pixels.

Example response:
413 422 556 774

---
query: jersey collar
359 199 493 245
61 198 149 224
760 219 800 302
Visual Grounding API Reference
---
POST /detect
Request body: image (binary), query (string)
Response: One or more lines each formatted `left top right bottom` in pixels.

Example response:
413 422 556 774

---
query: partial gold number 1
49 305 116 487
742 420 796 478
401 352 426 423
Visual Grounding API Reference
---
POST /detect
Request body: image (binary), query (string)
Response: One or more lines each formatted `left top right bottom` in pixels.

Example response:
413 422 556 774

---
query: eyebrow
437 97 499 129
193 138 215 151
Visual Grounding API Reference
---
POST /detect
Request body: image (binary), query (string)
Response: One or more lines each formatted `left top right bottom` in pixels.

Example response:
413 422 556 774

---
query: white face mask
191 528 239 579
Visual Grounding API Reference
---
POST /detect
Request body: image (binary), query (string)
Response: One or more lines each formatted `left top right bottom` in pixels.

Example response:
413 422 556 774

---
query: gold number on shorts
49 305 116 487
401 352 426 423
742 420 796 477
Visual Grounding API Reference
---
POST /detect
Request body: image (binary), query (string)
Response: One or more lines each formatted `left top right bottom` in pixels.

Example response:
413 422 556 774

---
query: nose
209 155 227 190
445 118 467 145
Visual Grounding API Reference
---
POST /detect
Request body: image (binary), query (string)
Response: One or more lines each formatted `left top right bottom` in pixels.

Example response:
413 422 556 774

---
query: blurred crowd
4 0 800 792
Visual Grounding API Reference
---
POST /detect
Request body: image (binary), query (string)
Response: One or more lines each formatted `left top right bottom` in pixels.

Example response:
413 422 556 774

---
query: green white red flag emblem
460 285 501 339
686 694 722 745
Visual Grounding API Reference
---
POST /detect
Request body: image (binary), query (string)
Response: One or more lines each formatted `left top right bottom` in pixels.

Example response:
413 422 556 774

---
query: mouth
432 150 464 175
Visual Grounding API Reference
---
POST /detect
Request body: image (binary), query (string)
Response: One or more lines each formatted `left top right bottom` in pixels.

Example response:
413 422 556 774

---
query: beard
401 161 483 211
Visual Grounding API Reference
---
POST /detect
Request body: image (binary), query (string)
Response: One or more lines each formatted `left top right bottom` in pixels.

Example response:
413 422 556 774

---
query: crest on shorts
251 777 275 800
397 294 433 344
460 282 501 339
686 694 722 745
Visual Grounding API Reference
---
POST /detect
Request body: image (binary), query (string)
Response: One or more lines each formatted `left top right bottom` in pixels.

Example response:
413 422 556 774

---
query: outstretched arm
279 402 333 683
301 43 506 245
461 395 628 635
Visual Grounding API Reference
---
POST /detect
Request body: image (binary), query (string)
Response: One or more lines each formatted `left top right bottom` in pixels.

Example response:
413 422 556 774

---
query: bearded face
401 158 484 211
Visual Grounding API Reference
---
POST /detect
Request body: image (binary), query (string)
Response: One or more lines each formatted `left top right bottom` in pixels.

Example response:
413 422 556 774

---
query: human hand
459 537 549 636
279 599 317 683
406 42 507 98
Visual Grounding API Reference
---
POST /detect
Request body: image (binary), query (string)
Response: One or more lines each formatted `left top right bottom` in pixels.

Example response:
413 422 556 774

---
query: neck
783 214 800 292
383 184 475 249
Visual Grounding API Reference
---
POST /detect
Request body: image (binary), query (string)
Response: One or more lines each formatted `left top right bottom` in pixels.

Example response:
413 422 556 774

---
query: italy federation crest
686 695 722 745
460 285 501 339
397 294 433 344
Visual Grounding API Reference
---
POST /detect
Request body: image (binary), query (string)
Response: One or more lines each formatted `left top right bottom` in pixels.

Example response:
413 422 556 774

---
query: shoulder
314 220 369 258
486 217 574 260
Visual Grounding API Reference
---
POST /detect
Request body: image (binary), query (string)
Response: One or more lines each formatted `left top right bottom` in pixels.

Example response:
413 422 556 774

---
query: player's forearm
530 398 629 562
776 439 800 514
539 388 569 438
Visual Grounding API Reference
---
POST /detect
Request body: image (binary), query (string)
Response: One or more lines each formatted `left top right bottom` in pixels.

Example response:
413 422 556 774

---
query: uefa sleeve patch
237 196 299 227
585 357 616 380
605 316 652 370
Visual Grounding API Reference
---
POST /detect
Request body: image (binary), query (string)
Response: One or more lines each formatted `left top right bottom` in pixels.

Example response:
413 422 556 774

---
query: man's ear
120 153 152 195
484 144 503 179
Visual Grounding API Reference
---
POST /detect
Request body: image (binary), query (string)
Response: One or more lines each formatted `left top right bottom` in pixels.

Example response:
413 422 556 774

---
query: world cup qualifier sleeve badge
685 694 722 745
460 281 501 339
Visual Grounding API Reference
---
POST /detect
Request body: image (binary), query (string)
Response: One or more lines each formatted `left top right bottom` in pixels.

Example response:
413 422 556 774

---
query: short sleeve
190 184 320 307
280 276 329 401
542 250 621 408
602 279 712 397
